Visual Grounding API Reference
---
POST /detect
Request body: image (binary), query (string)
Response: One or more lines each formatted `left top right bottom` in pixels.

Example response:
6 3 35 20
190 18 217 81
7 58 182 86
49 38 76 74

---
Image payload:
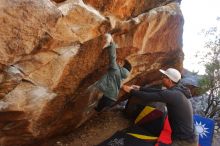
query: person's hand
103 33 113 48
131 17 140 25
122 85 133 93
131 85 140 90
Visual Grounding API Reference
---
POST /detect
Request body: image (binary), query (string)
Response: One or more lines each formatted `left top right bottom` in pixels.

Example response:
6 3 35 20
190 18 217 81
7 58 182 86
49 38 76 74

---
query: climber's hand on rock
131 85 140 90
103 33 113 48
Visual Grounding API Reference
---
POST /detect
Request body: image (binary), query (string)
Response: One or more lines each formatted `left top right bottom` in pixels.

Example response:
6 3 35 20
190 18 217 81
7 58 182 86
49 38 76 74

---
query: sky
181 0 220 74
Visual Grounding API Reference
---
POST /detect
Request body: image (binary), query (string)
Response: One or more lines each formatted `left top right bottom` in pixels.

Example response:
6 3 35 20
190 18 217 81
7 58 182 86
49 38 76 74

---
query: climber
94 33 132 112
122 68 198 146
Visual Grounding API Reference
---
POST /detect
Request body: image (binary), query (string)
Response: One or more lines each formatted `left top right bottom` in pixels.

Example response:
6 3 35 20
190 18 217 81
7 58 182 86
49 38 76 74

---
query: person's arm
107 42 118 69
130 89 170 103
130 84 162 92
103 33 118 70
139 80 162 91
139 87 163 92
122 85 171 104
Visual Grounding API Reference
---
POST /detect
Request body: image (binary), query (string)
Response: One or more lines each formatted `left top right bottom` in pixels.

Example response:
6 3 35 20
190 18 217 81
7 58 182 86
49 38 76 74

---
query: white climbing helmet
159 68 181 83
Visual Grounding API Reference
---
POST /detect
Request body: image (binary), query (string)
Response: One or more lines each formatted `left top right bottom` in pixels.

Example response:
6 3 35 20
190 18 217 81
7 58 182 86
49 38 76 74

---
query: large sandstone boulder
0 0 184 145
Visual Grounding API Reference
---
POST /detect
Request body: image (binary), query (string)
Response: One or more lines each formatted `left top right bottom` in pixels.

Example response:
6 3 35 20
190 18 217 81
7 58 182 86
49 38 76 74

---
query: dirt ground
39 109 220 146
40 110 131 146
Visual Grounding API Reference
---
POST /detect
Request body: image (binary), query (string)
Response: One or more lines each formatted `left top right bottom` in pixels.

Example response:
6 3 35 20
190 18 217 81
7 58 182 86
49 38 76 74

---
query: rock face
0 0 184 145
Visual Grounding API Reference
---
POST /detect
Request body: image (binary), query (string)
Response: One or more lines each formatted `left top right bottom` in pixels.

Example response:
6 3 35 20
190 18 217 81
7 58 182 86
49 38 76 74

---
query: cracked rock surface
0 0 184 145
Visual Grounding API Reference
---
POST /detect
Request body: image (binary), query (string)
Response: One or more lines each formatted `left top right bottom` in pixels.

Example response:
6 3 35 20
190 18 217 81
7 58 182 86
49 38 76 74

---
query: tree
198 21 220 119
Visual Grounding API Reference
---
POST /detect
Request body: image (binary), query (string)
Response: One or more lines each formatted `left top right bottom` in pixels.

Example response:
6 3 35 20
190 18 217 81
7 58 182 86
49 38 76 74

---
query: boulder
0 0 61 65
0 0 184 145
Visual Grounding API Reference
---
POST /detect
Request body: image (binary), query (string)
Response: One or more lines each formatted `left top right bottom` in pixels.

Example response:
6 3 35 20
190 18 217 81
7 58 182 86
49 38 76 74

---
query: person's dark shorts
95 95 115 112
